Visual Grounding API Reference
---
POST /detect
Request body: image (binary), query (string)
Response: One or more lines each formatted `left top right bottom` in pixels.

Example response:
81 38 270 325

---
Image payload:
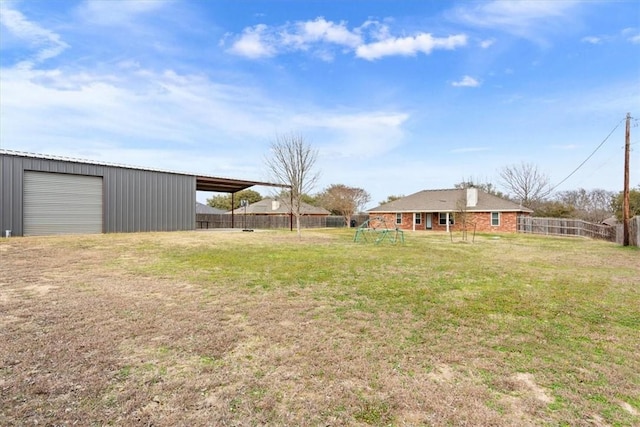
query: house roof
369 188 533 213
196 202 225 214
228 197 331 215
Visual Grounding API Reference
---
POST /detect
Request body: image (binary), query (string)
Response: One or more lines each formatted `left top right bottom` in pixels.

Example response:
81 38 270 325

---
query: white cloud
227 24 276 59
623 28 640 44
452 75 480 87
298 17 362 47
229 18 362 59
360 19 392 42
581 36 602 45
479 38 495 48
0 61 411 178
0 66 282 155
0 4 69 67
581 28 640 45
76 0 171 26
226 17 467 61
292 111 409 158
450 0 582 43
455 0 579 26
356 33 467 60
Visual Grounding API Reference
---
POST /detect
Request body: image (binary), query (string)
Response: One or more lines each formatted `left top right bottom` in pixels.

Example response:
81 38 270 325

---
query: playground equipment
353 216 405 244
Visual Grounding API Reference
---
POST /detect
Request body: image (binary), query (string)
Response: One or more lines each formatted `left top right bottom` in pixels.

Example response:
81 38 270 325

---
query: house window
415 213 421 225
396 213 402 225
491 212 500 226
439 213 454 225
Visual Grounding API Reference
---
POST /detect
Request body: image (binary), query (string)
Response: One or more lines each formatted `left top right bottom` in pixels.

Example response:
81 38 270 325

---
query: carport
196 176 290 229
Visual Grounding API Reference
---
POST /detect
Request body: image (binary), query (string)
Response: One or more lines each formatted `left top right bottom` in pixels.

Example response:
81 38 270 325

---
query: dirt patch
620 400 639 416
23 284 58 296
426 363 455 383
512 372 553 404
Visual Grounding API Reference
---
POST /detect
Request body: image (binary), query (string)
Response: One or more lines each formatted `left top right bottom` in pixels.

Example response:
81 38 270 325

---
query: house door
426 213 432 229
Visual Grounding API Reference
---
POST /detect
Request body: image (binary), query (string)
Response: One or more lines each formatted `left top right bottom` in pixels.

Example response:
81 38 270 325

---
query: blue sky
1 0 639 207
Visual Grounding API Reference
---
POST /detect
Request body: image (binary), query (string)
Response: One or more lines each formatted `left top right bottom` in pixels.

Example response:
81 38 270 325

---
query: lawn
1 229 638 426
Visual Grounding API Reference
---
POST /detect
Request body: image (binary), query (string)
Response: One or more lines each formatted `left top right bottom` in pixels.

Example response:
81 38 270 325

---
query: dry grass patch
1 229 639 426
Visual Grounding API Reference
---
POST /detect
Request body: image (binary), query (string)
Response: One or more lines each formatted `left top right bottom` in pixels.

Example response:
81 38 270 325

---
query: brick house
368 188 532 233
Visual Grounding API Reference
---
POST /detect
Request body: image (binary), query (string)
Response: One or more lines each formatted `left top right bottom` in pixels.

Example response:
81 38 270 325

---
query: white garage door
24 171 103 236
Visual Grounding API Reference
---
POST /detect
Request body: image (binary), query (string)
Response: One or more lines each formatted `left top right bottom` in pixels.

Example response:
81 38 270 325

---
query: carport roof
195 176 287 193
1 149 288 193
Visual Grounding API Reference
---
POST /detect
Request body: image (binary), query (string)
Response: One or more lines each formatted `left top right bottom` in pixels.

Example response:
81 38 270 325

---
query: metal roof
195 175 286 193
0 149 288 194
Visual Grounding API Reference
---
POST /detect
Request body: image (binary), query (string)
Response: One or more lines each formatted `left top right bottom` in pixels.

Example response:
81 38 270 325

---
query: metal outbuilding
0 149 283 236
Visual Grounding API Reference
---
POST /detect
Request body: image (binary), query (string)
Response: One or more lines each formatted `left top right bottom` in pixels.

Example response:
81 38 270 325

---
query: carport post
231 192 235 229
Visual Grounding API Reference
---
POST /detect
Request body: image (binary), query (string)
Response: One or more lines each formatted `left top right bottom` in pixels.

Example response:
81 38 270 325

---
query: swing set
353 216 405 244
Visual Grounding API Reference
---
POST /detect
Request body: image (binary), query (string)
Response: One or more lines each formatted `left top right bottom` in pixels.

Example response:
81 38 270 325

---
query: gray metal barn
0 150 280 236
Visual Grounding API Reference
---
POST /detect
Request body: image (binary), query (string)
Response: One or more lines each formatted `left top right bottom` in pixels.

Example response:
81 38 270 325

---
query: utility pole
622 113 631 246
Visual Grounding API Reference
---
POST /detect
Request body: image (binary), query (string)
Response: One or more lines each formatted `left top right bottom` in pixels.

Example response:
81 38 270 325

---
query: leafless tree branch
265 132 320 237
499 162 552 208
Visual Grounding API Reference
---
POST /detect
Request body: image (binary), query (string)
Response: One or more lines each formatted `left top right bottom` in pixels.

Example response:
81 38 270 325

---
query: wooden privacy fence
516 216 616 241
615 216 640 246
195 214 369 230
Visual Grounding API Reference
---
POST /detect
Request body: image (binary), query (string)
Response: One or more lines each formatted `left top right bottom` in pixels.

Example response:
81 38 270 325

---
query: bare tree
499 162 552 208
454 185 479 241
455 193 469 241
317 184 371 227
556 188 615 223
265 133 320 237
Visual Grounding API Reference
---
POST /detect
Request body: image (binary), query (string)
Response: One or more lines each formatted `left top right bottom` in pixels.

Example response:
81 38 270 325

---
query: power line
549 117 626 192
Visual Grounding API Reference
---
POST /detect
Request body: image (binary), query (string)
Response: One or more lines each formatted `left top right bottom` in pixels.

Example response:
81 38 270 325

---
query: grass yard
1 229 638 426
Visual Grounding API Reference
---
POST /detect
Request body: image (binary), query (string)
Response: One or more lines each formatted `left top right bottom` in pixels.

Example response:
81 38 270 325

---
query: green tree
378 195 404 206
206 189 262 211
454 178 505 198
611 186 640 221
275 189 319 207
533 201 576 218
317 184 371 226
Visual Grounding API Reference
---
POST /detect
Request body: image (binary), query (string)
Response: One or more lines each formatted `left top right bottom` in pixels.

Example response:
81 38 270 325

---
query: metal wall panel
24 171 103 236
101 167 195 233
0 152 196 236
0 156 20 236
